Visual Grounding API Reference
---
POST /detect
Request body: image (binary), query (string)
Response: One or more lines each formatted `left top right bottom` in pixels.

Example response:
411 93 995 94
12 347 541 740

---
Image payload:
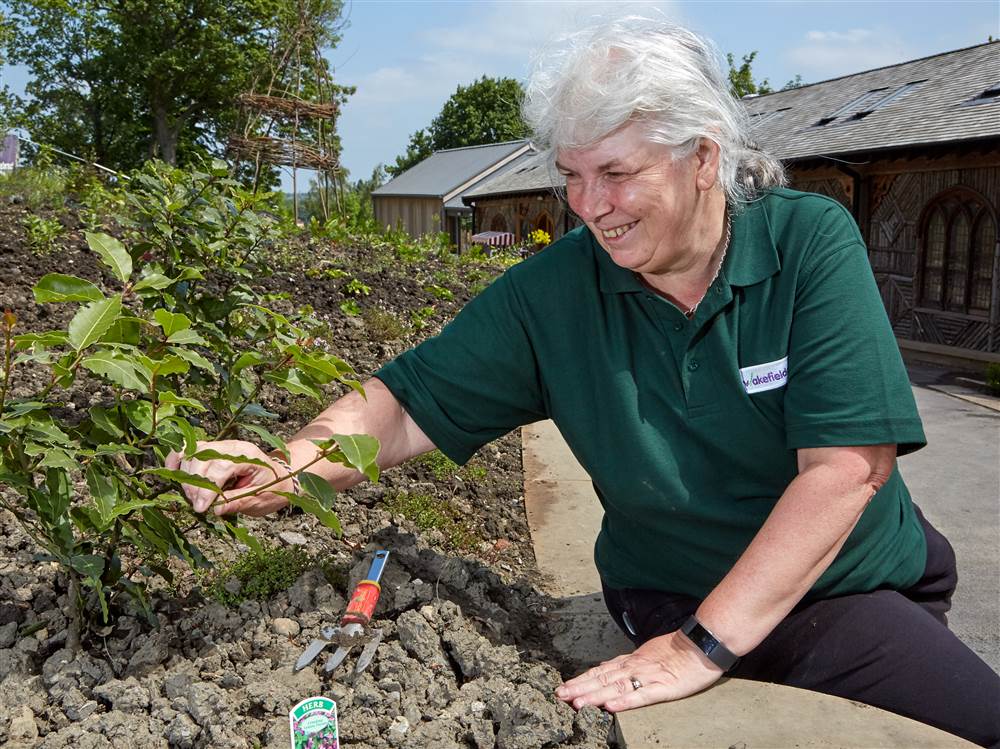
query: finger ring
630 677 642 691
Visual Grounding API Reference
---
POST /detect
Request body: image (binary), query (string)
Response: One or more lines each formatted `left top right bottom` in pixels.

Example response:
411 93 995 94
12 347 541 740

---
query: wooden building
371 140 531 251
462 151 579 243
745 41 999 362
464 42 1000 363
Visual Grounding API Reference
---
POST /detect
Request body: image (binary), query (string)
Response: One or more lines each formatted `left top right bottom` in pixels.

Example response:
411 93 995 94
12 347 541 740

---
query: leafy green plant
345 278 371 297
986 363 1000 396
410 306 435 331
21 214 64 254
425 284 454 301
0 159 379 646
203 544 312 606
339 300 361 316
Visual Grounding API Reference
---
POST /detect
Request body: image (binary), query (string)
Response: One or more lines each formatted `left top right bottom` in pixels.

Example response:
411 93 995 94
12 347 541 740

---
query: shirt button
688 360 700 371
673 322 684 332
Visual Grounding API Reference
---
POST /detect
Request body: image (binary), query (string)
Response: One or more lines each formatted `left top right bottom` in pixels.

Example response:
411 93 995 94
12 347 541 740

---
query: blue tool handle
365 550 389 585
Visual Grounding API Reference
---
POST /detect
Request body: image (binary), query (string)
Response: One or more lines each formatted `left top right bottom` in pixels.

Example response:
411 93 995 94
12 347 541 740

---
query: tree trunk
152 105 179 165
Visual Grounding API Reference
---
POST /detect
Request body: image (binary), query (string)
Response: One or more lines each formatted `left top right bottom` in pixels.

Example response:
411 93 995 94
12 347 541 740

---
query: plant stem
0 322 13 415
213 353 293 440
66 573 82 652
212 443 339 507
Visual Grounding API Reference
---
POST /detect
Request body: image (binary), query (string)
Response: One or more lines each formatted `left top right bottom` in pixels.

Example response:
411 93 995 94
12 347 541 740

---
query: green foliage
339 300 361 316
0 158 379 634
383 490 477 550
4 0 350 171
986 363 1000 395
21 214 63 254
362 308 407 342
410 306 436 331
413 450 487 483
727 51 804 98
388 76 528 177
424 284 454 301
345 279 371 297
203 544 312 606
0 154 68 211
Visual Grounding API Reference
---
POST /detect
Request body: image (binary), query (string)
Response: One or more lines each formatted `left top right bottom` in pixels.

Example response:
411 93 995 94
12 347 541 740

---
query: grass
383 490 479 550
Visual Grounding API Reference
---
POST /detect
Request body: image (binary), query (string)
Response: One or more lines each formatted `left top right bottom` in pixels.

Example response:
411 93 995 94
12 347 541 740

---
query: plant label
289 696 339 749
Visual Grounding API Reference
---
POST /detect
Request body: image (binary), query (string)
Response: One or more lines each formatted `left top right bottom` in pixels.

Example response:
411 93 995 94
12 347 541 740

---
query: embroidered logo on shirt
740 356 789 394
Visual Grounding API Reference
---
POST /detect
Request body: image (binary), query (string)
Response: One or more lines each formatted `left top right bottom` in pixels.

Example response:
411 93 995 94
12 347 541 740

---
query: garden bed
0 194 614 748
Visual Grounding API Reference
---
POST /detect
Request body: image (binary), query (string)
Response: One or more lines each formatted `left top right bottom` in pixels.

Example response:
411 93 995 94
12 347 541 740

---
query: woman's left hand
555 630 724 712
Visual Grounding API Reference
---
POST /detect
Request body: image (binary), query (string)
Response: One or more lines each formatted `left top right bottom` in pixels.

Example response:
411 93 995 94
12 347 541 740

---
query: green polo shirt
377 188 928 600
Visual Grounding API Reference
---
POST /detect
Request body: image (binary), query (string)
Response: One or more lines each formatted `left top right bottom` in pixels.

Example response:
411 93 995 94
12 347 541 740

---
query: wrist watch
680 615 741 671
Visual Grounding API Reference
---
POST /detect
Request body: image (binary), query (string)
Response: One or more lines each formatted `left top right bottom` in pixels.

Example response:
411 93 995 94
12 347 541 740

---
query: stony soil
0 198 616 748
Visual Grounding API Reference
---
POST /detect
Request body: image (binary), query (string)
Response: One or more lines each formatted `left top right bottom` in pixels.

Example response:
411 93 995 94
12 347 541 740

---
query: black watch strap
680 615 741 671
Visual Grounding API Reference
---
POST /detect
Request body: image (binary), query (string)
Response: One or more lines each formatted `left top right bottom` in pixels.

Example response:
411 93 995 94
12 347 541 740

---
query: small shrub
203 544 312 606
362 308 407 342
340 299 361 316
22 214 64 254
986 363 1000 395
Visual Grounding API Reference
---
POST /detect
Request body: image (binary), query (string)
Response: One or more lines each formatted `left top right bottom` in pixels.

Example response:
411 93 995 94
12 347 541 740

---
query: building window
490 214 507 232
918 190 997 316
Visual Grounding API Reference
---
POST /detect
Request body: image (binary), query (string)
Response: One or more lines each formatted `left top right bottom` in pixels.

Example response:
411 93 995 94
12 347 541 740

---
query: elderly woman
169 17 1000 748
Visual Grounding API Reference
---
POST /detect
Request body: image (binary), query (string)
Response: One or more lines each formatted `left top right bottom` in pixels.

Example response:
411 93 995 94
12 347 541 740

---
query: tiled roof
462 150 561 202
744 42 999 160
463 42 999 200
372 140 530 198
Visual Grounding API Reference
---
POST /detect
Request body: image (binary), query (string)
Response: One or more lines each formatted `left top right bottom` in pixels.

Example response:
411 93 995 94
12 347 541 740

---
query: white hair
523 16 786 204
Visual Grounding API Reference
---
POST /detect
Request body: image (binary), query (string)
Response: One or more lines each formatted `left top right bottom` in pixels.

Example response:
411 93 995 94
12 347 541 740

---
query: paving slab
522 421 634 671
614 678 978 748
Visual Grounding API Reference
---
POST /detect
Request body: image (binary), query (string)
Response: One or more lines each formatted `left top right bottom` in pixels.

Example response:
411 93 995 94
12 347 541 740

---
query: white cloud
337 0 681 177
788 27 912 80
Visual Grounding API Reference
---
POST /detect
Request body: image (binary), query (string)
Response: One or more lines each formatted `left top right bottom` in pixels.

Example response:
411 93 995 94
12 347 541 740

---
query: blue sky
3 1 998 189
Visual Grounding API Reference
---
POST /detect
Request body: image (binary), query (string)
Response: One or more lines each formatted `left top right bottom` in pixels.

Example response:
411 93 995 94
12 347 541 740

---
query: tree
727 51 804 99
388 76 528 177
4 0 349 170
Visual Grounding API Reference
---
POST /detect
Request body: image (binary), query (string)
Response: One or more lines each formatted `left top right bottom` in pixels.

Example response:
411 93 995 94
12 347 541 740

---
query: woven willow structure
228 3 345 220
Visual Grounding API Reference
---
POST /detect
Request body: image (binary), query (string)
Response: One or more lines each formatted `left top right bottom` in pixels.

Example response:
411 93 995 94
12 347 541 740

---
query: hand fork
295 550 389 677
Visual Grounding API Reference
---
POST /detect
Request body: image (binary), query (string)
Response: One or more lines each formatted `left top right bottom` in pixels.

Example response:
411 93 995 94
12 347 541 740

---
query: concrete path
521 364 998 747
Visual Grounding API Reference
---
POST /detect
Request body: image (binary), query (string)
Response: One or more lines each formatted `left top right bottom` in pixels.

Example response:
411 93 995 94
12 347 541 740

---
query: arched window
918 190 997 317
535 211 554 237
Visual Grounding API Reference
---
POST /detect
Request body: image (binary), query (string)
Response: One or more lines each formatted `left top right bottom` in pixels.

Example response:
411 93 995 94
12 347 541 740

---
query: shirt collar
593 195 781 294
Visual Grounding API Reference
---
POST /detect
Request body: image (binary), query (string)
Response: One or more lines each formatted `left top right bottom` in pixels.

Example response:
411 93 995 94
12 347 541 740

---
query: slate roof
372 140 530 200
744 42 999 160
463 150 560 202
463 42 999 200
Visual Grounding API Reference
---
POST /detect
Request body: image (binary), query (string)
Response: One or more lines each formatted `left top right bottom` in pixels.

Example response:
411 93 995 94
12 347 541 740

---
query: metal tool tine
353 629 383 676
324 645 352 673
295 639 329 672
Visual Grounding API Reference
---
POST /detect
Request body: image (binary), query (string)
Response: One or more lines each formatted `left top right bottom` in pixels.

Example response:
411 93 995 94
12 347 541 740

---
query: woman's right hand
164 440 296 517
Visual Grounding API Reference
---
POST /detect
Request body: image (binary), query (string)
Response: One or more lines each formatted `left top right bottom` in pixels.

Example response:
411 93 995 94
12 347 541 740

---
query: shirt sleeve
783 206 926 455
375 269 548 464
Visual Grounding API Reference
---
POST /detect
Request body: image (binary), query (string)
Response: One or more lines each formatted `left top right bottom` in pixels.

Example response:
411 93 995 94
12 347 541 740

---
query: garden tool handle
342 550 389 626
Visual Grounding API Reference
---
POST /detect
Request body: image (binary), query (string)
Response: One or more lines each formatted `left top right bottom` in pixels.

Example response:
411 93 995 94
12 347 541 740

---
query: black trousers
602 507 1000 748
